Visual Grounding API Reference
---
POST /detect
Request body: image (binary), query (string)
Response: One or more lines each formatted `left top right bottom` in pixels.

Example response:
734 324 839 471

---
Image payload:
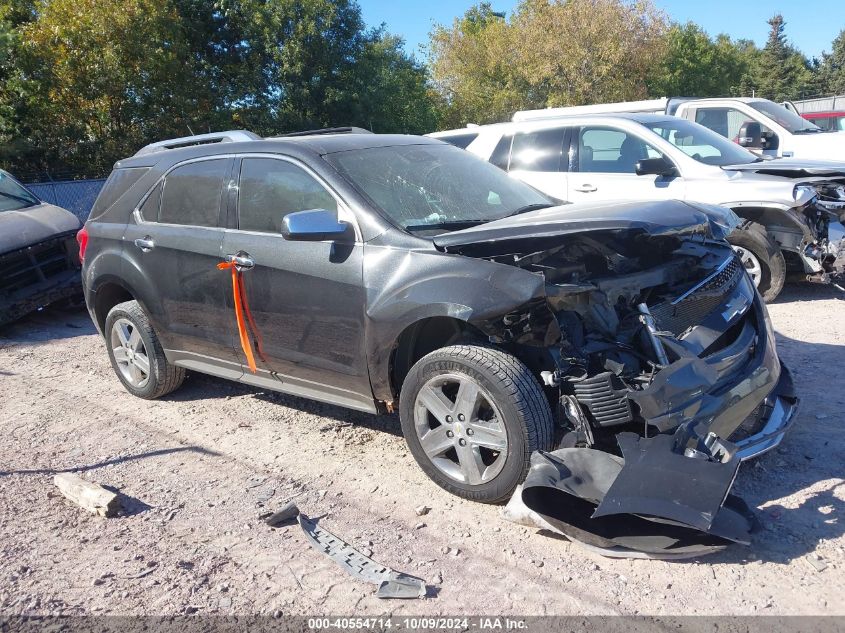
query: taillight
76 226 89 263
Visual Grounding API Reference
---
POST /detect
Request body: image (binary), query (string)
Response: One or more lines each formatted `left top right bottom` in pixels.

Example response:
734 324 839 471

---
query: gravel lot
0 283 843 616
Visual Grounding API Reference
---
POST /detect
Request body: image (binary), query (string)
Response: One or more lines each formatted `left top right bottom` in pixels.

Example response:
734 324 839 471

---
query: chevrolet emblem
722 294 749 322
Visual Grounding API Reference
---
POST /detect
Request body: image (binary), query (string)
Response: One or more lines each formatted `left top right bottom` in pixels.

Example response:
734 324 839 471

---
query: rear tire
728 224 785 302
104 300 185 399
399 345 554 504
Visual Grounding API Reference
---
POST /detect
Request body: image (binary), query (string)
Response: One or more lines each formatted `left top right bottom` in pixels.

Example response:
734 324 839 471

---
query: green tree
430 0 667 127
0 0 440 176
756 14 813 101
816 30 845 95
648 23 747 97
5 0 205 175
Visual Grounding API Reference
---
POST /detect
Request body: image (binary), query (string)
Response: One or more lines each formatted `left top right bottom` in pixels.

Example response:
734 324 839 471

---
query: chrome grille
650 256 744 336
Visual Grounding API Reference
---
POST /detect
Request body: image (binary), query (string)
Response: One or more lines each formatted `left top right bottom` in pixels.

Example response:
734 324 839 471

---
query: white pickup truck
430 113 845 301
513 97 845 161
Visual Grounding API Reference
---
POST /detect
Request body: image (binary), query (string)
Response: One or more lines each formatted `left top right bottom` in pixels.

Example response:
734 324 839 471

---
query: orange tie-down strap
217 261 267 373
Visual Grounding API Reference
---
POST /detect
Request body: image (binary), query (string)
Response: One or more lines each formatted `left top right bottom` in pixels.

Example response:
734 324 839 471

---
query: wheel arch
390 316 486 400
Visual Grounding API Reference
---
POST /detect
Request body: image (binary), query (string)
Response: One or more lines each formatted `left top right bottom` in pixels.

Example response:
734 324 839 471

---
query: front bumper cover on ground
506 365 798 558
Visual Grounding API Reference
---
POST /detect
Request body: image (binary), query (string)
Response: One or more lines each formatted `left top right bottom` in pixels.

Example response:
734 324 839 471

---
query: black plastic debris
274 503 426 599
508 444 758 559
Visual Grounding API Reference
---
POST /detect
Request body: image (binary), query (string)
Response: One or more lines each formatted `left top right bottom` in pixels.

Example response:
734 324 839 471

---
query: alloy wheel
110 317 151 388
413 373 508 485
732 245 762 287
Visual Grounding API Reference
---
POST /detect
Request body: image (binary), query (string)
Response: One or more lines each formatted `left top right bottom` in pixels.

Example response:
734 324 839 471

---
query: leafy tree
6 0 205 175
647 23 747 97
0 0 439 177
430 0 667 127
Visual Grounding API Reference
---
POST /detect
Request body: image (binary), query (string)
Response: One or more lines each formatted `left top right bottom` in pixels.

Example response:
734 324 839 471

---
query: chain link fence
24 179 106 223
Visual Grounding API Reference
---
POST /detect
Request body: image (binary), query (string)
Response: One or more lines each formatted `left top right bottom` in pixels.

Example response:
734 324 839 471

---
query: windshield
325 143 552 233
749 101 822 133
0 170 40 212
642 119 761 166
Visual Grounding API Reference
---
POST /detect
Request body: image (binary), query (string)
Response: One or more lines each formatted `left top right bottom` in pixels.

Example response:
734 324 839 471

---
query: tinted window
138 181 162 221
748 101 820 133
237 158 337 233
438 133 479 149
509 128 566 172
89 167 149 219
159 159 228 227
578 127 662 174
489 135 512 170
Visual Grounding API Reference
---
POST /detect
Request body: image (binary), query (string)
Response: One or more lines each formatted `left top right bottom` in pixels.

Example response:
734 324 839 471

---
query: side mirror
737 121 763 148
281 209 350 241
636 157 676 177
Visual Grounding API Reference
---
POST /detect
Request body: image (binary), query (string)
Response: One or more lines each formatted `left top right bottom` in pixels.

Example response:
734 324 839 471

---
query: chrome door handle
573 184 597 193
134 237 155 252
225 253 255 270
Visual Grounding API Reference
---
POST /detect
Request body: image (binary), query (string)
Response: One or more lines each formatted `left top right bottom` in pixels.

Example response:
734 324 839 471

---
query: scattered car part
297 511 426 599
264 501 301 527
506 447 759 559
0 169 82 326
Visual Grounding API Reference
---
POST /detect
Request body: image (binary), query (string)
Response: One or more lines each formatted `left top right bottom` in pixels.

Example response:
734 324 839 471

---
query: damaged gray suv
80 130 798 556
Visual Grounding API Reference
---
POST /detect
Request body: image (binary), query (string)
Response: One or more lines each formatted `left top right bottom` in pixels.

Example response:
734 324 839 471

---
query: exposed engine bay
443 225 799 557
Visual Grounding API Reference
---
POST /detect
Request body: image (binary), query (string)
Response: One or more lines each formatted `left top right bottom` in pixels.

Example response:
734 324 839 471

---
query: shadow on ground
772 280 845 304
0 445 220 477
164 372 403 438
0 304 94 345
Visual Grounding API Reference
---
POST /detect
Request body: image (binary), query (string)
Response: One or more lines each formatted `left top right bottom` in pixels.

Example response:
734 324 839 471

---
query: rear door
220 156 371 410
122 157 241 373
566 126 685 203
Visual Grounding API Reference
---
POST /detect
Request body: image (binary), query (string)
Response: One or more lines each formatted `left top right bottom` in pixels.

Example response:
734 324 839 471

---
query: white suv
431 114 845 301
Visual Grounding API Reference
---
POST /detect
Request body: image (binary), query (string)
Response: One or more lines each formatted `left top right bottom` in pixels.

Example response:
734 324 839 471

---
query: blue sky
357 0 844 61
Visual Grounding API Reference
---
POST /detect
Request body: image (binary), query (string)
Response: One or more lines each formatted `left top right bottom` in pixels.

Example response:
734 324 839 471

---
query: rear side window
138 181 162 221
509 128 566 172
489 135 512 170
438 133 479 149
159 159 228 227
89 167 149 219
237 158 337 233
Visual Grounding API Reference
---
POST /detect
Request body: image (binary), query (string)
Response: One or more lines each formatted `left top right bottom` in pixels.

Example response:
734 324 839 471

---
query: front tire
399 345 554 504
104 300 185 399
728 224 785 302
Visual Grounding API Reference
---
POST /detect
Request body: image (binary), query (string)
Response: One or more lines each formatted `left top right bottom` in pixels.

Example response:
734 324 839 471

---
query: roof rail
133 130 261 157
273 127 373 138
513 98 669 122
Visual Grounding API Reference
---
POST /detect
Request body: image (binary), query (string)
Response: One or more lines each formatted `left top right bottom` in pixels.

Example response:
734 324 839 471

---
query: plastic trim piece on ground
267 502 426 599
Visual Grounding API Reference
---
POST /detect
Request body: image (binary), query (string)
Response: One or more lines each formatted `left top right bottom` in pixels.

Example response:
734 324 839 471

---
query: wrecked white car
0 169 82 326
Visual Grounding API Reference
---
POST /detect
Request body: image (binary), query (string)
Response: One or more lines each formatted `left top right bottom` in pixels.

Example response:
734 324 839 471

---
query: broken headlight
793 184 817 206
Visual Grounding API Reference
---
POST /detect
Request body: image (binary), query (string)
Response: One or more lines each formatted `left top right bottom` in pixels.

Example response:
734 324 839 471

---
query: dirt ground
0 283 843 617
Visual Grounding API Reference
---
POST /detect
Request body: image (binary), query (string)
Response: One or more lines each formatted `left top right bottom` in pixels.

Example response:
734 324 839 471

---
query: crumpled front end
447 219 798 556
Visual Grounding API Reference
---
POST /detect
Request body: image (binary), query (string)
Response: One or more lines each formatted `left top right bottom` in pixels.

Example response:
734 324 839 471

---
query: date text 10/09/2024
307 617 528 630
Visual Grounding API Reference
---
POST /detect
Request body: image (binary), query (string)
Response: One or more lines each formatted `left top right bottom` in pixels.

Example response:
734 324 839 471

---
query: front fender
362 243 547 400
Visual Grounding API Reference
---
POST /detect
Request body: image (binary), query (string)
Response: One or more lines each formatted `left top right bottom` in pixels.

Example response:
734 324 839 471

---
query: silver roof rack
133 130 261 157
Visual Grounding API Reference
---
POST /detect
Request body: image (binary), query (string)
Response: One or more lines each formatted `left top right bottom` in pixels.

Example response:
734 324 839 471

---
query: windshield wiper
793 128 823 134
0 191 37 206
507 203 554 217
405 219 491 232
